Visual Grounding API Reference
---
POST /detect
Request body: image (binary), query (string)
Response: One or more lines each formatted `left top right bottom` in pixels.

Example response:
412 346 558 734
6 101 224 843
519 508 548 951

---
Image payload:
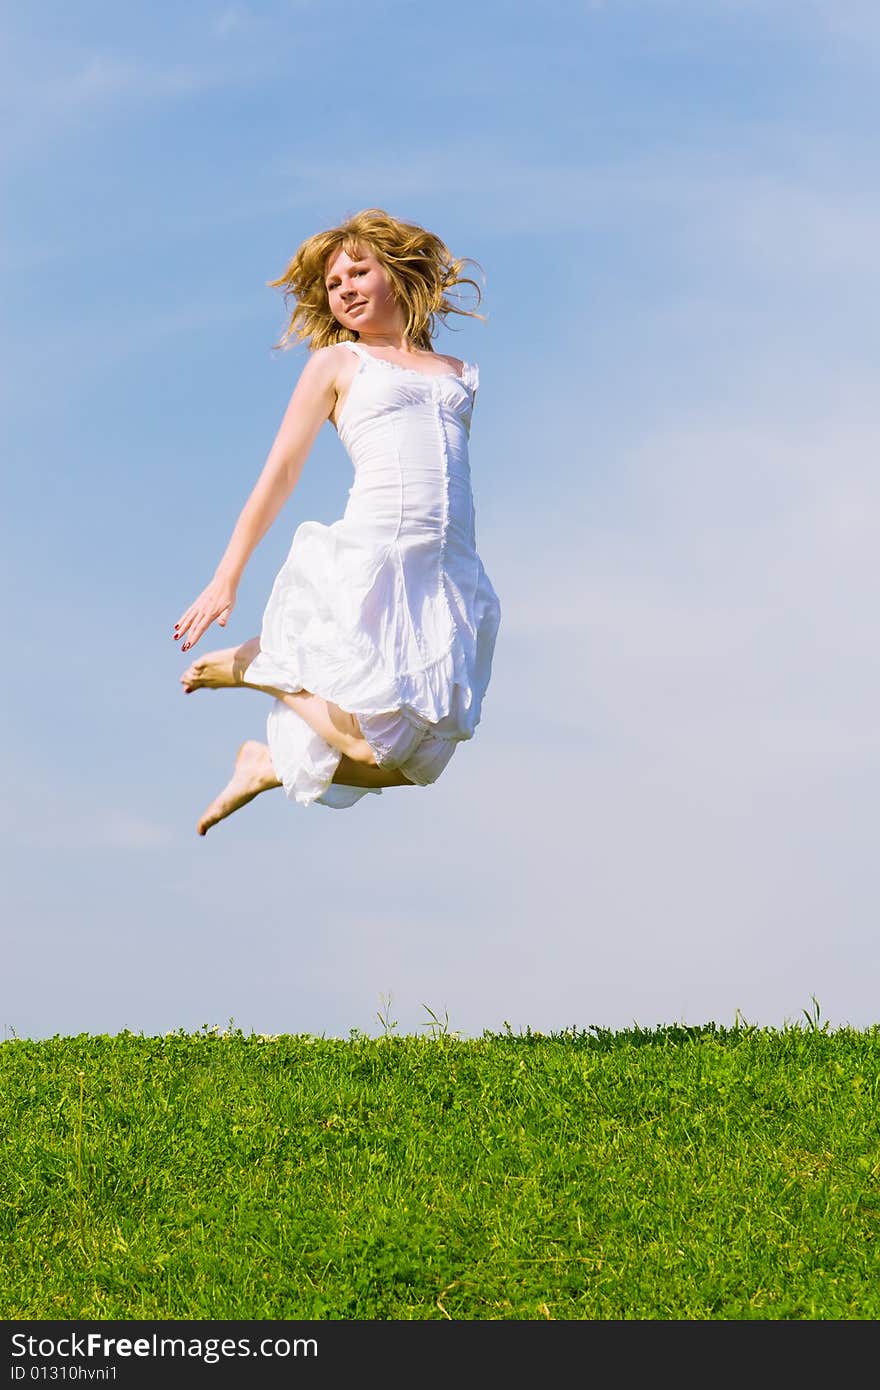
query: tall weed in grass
2 1018 879 1319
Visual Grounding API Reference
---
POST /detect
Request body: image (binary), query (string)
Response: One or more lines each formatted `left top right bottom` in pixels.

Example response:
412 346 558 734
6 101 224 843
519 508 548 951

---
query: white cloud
213 5 254 38
262 143 880 284
0 792 174 851
495 395 880 725
10 53 227 121
98 814 175 850
0 46 268 166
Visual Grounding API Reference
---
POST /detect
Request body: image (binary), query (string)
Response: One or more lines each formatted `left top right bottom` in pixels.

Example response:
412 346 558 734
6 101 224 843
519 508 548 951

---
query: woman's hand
174 575 238 652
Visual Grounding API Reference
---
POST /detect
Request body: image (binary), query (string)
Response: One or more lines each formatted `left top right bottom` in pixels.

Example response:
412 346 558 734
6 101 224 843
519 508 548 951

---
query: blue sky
4 0 879 1040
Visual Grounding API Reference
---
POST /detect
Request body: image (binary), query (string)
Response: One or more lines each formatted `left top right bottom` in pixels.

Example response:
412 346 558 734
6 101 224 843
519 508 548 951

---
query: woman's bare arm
174 348 340 652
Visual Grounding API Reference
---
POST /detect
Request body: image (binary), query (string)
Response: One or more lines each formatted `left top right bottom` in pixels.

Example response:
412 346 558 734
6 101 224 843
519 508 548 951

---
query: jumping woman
173 208 501 834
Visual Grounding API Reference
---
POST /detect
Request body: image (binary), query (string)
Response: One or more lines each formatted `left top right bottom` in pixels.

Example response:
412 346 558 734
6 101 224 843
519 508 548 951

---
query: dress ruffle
243 522 500 735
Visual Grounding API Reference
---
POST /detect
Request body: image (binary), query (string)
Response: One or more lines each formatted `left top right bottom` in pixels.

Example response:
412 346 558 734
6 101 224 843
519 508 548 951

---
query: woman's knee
347 737 380 767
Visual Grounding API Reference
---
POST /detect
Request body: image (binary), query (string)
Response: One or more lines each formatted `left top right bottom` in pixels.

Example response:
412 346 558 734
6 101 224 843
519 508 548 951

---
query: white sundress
242 342 502 809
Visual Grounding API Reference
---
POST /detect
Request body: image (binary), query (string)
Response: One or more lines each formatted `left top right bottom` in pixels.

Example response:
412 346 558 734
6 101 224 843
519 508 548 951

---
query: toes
180 663 202 692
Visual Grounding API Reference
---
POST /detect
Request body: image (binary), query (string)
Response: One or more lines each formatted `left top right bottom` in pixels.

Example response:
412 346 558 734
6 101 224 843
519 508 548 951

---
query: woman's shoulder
309 342 358 366
434 350 467 375
299 342 358 384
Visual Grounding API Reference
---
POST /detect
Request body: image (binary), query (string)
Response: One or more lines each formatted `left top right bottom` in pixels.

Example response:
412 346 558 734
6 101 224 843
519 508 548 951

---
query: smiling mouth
347 301 367 313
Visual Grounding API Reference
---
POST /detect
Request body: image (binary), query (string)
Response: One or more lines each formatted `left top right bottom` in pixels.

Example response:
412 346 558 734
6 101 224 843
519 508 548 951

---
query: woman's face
325 246 401 335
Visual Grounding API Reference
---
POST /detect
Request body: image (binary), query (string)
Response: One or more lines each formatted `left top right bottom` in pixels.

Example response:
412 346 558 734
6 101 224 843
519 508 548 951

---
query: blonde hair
268 208 484 352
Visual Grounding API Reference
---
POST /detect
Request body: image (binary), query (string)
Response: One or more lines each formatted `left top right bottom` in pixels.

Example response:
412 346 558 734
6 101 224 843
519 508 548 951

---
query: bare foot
181 637 261 693
197 740 280 836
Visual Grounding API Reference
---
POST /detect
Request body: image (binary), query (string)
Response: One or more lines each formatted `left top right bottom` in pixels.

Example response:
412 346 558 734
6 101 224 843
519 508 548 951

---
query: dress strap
342 341 369 359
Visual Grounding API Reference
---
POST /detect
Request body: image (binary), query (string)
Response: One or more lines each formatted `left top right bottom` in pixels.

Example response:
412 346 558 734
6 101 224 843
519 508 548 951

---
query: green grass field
3 1012 879 1320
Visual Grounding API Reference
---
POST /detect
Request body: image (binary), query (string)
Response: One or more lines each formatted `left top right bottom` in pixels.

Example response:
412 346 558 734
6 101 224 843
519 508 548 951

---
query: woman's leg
333 755 413 789
195 742 412 837
181 639 379 765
